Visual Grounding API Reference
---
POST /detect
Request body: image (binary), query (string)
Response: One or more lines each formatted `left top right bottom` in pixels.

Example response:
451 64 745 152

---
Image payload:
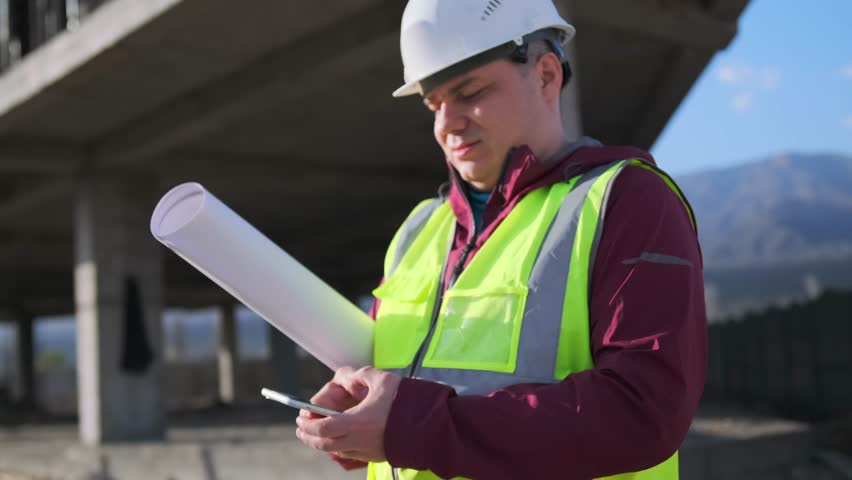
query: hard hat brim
392 81 421 98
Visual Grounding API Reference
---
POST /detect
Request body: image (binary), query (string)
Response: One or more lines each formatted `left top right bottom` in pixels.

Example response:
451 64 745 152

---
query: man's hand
296 366 402 463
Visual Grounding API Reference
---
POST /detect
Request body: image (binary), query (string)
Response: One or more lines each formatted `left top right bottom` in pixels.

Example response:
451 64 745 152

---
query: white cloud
844 115 852 130
717 64 782 90
718 65 740 85
842 65 852 79
731 92 753 113
758 69 782 89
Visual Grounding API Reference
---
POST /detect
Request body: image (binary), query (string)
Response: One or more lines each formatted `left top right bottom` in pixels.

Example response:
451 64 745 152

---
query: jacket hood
446 137 658 242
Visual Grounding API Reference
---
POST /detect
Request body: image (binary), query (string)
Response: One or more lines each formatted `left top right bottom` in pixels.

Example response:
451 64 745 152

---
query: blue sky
651 0 852 176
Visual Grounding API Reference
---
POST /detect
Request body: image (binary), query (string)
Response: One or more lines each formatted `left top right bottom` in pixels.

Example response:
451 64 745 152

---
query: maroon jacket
337 143 707 479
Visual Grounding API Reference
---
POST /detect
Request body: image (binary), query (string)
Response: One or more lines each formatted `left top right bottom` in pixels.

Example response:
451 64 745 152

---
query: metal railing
0 0 109 74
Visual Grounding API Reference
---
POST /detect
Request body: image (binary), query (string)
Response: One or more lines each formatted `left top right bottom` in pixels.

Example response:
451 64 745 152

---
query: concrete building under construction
0 0 749 445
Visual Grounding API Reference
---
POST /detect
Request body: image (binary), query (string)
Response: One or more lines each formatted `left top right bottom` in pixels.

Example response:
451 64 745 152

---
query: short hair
509 29 572 89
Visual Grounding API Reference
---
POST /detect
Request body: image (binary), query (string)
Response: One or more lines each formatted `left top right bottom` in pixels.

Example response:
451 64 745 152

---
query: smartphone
260 388 341 417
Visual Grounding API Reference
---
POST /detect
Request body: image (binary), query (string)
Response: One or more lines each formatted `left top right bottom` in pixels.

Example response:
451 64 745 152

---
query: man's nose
435 102 468 137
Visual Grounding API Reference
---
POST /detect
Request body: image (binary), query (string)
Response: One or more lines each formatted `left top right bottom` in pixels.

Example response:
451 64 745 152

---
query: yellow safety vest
369 160 694 480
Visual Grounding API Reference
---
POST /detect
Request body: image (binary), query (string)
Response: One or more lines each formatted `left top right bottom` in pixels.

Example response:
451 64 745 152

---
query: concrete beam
573 0 738 51
157 171 442 204
0 268 72 293
630 48 714 148
0 179 72 223
92 3 402 168
13 297 75 318
0 3 403 222
0 237 72 270
0 143 81 222
0 146 440 224
157 151 443 183
711 0 751 21
0 141 83 173
0 0 182 126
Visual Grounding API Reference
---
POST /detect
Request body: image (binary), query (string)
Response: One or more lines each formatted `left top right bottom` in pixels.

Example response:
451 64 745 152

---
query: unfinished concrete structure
0 0 749 444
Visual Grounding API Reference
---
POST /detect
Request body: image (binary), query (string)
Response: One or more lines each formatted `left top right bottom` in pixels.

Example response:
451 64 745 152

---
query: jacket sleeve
382 167 707 479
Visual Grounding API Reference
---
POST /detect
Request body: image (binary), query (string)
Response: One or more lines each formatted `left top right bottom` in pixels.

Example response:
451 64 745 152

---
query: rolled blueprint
150 182 373 371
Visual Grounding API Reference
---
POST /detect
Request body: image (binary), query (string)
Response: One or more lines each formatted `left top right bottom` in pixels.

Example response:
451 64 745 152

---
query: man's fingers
296 415 348 439
335 450 370 462
297 368 399 464
311 381 364 412
310 382 350 407
332 367 373 401
296 428 361 454
297 428 346 452
331 366 356 384
299 409 322 419
333 367 369 400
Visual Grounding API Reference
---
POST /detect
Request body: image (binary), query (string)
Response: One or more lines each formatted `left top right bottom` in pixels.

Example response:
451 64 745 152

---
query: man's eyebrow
448 77 477 96
424 77 478 105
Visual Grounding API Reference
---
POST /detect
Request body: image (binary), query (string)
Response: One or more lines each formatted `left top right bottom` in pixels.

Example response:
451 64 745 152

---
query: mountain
676 153 852 319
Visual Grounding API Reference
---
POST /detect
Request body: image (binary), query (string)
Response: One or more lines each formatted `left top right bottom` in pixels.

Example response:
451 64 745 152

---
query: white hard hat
393 0 576 97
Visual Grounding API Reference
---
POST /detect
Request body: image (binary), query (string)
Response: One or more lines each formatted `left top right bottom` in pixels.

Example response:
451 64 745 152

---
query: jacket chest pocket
422 285 528 374
372 273 438 369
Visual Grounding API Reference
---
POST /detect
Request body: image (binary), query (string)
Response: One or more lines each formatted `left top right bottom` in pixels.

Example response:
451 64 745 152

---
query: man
296 1 706 479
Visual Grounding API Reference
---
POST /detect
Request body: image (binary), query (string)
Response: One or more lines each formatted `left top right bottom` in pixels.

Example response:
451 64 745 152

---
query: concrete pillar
74 173 165 445
217 304 238 405
267 325 300 397
15 315 35 408
554 0 583 140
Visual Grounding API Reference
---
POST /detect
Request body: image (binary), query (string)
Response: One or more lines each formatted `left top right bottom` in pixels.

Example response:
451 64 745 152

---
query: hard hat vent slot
480 0 503 21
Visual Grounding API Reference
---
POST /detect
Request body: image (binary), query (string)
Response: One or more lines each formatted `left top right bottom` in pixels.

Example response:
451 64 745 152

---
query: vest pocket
422 285 528 373
372 273 438 369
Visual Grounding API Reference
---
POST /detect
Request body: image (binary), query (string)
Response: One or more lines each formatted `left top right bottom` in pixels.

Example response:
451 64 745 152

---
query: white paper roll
150 182 374 371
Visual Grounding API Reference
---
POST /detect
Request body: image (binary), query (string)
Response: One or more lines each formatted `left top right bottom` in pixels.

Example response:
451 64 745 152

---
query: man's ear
537 52 564 104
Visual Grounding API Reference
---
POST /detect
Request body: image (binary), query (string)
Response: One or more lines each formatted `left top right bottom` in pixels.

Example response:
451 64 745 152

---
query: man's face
423 59 541 192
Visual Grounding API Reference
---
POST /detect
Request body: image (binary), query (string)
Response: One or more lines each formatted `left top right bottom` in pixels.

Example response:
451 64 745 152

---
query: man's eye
459 88 484 102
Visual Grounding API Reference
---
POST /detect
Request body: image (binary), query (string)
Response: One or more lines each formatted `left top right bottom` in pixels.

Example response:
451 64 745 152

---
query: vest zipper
393 235 474 480
407 226 477 379
448 241 474 289
395 180 481 479
406 260 448 379
394 264 444 480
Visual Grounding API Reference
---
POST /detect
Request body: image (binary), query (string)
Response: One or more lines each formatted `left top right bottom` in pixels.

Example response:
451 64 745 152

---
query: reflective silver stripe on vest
389 197 445 277
406 163 618 396
588 161 626 284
